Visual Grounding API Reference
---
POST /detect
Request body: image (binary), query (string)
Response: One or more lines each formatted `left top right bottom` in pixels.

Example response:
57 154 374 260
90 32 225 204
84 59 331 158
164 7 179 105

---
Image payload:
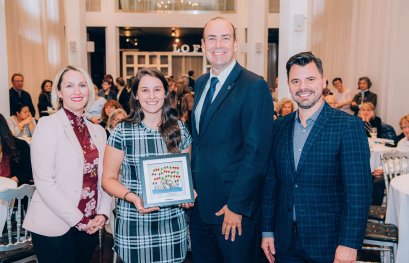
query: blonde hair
360 102 375 111
107 108 127 129
399 114 409 129
277 98 295 115
51 65 95 112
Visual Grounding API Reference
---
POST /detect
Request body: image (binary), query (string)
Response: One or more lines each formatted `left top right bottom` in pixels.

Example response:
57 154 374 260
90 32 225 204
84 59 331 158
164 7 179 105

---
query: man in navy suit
261 52 372 263
190 17 273 262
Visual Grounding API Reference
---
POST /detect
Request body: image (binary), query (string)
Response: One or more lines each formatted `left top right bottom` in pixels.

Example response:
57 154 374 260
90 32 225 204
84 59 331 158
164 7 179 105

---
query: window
86 0 101 11
117 0 235 12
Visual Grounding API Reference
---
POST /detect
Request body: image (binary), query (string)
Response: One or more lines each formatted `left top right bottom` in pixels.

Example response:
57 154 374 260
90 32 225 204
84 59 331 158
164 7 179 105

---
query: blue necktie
200 77 219 131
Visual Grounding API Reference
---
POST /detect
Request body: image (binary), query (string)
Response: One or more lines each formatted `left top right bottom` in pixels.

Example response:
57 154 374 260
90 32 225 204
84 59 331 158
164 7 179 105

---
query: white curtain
309 0 409 131
5 0 66 118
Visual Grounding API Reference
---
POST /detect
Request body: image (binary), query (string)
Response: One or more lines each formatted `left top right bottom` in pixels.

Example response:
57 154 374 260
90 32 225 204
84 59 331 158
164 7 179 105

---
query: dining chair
381 150 409 197
362 222 398 263
0 184 36 263
368 151 409 223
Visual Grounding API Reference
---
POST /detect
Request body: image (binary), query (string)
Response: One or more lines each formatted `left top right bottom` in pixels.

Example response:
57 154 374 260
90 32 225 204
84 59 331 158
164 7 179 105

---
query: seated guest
358 102 381 138
7 103 36 137
38 79 53 117
324 95 337 108
85 85 107 124
396 114 409 152
99 100 122 129
105 108 127 137
371 114 409 205
332 77 354 115
0 113 32 185
9 73 36 117
351 76 378 115
276 98 295 118
98 78 117 100
23 65 111 263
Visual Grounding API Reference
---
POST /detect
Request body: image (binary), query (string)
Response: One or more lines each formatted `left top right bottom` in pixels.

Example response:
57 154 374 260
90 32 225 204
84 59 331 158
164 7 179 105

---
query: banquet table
0 177 18 237
369 138 395 171
385 174 409 263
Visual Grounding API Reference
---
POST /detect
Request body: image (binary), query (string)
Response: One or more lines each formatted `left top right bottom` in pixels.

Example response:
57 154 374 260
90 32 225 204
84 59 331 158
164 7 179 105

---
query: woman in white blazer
23 66 111 263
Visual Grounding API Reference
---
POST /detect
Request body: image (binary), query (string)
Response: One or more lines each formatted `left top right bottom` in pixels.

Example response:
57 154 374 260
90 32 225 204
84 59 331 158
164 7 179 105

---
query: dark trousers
274 224 326 263
32 227 98 263
190 206 260 263
275 224 319 263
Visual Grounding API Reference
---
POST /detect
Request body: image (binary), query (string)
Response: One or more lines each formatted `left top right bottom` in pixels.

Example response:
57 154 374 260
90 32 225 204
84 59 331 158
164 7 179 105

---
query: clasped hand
77 215 106 234
215 205 242 241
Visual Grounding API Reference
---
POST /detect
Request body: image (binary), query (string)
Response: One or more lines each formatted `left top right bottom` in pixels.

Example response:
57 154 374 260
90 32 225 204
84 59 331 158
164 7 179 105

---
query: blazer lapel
296 103 331 173
199 63 242 135
284 114 297 174
192 74 210 137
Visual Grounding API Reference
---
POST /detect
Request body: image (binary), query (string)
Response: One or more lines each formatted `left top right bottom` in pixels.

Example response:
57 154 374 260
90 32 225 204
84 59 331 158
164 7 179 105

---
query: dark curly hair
0 114 20 163
127 68 181 153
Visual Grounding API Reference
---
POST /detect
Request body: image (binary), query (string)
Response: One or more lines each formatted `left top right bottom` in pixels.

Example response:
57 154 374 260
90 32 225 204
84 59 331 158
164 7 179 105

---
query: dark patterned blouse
0 155 11 178
64 108 99 230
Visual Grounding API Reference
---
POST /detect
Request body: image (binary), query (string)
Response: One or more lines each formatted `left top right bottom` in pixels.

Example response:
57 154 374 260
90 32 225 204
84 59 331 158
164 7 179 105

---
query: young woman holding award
102 67 194 263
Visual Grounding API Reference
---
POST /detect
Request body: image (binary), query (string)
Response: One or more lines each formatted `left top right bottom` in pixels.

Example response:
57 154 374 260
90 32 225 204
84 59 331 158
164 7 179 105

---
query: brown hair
100 100 122 123
11 73 24 82
127 68 181 153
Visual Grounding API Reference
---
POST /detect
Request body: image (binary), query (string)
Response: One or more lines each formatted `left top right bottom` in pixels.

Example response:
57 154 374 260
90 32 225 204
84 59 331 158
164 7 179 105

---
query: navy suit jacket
191 62 273 225
261 102 372 262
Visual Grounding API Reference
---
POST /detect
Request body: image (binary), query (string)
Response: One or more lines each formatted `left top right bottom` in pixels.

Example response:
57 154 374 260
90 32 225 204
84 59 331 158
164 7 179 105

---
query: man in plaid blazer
261 52 372 262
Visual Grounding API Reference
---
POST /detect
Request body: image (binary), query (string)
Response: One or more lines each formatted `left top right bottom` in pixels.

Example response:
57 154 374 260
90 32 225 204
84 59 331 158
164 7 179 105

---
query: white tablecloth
0 177 18 236
386 174 409 263
369 139 394 171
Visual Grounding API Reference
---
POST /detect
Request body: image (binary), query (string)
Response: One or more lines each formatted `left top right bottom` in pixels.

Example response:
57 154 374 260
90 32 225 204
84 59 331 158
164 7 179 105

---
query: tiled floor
91 230 380 263
90 230 192 263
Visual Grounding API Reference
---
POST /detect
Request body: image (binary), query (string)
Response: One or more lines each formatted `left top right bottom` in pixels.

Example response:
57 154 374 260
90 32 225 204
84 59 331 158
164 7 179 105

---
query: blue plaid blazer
261 102 372 262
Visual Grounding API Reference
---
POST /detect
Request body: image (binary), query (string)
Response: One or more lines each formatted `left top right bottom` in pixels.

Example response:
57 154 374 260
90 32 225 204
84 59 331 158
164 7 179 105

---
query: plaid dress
108 120 192 263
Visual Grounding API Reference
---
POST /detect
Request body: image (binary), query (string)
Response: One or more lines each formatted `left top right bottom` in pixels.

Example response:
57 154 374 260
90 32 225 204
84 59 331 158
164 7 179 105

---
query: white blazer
23 109 112 237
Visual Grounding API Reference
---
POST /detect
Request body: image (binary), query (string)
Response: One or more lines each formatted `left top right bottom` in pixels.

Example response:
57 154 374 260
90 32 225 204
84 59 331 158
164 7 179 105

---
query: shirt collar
209 60 237 86
12 87 22 95
295 100 325 125
63 108 85 126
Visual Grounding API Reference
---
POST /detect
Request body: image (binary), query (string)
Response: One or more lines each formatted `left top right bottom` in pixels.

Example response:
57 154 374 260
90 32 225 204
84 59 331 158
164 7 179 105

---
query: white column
0 0 9 116
247 0 268 77
277 0 310 99
64 0 88 69
105 25 119 78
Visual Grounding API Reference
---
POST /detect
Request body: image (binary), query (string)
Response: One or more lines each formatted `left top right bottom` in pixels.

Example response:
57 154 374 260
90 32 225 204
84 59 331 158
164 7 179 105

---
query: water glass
370 127 377 139
22 125 30 138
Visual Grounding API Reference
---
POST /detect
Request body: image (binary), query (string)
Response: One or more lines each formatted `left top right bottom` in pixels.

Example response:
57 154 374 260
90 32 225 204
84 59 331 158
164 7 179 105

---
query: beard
292 89 322 109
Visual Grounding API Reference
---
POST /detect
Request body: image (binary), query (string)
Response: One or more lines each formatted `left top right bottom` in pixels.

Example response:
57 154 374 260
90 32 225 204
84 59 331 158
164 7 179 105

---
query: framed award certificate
139 153 194 208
